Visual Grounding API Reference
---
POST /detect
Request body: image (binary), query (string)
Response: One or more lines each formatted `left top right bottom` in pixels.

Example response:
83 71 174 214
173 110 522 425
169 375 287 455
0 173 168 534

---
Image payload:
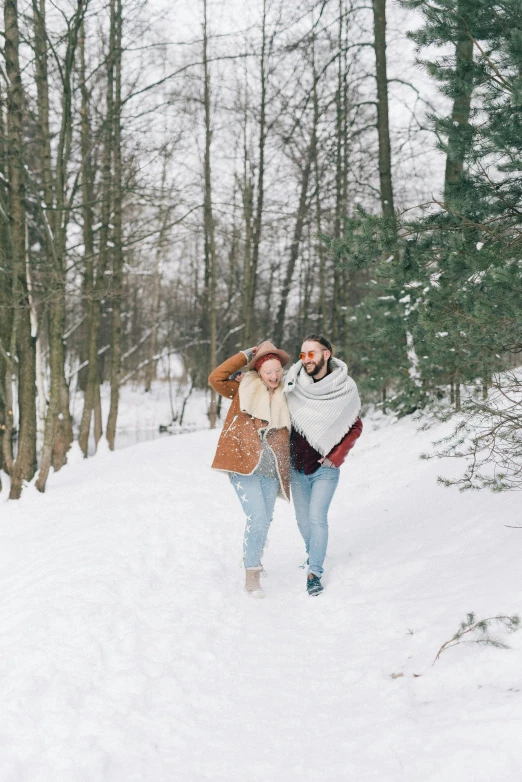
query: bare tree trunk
203 0 218 429
36 301 62 490
372 0 395 220
78 20 95 452
35 0 84 490
145 150 171 393
31 0 60 457
32 0 54 221
0 246 17 482
0 79 13 489
301 227 313 337
25 236 46 436
241 88 254 342
94 380 102 445
225 183 241 356
0 82 7 488
273 139 313 345
341 6 351 361
1 334 16 479
55 379 73 465
78 0 115 455
372 0 398 401
144 249 162 393
179 379 194 427
106 0 123 450
332 0 345 345
4 0 37 499
311 31 327 331
244 0 267 344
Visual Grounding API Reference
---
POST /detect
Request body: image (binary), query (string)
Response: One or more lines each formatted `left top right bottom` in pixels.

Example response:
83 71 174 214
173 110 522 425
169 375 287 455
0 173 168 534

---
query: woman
208 341 291 598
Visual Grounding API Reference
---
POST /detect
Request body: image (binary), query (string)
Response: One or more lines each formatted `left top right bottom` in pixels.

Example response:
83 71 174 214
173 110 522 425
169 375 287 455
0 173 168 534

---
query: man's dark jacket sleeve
326 417 363 468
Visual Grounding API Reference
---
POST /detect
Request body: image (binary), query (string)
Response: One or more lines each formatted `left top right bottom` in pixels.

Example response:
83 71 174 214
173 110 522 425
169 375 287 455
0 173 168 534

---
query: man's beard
304 353 326 377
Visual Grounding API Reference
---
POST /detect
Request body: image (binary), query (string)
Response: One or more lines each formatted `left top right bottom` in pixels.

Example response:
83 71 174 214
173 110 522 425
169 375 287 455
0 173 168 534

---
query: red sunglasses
299 349 325 360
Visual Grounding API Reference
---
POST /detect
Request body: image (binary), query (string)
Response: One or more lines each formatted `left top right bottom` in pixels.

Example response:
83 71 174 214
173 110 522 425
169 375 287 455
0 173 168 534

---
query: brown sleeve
326 417 363 467
208 352 249 400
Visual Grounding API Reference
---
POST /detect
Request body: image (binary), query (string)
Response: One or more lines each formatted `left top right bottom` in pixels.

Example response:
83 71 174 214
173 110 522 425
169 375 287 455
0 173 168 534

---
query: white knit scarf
283 357 361 455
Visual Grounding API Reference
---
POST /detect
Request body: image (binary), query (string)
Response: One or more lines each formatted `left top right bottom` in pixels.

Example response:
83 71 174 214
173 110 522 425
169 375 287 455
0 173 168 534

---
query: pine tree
330 211 412 413
335 1 522 489
396 0 522 488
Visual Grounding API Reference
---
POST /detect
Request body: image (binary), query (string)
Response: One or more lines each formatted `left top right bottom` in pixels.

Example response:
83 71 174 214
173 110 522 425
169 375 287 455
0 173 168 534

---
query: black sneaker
307 573 323 596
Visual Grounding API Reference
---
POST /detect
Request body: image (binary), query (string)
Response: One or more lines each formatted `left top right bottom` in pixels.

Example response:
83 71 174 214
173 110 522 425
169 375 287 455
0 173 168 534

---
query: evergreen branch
433 613 520 665
431 200 497 235
460 20 512 93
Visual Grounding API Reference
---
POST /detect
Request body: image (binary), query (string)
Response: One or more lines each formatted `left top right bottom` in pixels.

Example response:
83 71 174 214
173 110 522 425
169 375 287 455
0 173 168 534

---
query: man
284 334 363 595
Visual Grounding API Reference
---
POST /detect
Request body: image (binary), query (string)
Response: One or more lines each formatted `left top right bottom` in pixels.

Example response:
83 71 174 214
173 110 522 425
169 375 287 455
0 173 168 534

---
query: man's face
300 341 330 377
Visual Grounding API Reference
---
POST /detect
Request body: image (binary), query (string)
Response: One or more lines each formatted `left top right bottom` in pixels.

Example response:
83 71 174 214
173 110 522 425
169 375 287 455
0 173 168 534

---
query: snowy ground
1 413 521 781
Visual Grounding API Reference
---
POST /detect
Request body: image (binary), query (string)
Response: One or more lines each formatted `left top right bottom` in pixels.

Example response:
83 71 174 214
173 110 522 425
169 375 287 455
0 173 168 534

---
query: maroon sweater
290 416 363 475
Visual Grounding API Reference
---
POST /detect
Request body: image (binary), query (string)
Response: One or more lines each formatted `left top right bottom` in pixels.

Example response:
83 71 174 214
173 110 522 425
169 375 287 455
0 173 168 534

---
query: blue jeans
229 472 280 569
291 466 340 577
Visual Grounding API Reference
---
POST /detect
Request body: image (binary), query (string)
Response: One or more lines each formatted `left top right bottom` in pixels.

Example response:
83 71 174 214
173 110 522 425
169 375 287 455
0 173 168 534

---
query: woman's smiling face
258 358 283 389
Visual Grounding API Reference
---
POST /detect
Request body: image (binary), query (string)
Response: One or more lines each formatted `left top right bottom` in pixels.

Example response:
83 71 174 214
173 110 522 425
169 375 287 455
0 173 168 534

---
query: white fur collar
238 371 291 430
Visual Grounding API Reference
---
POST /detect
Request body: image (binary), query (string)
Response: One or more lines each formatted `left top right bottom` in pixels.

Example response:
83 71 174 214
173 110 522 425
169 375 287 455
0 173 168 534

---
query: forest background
1 0 521 499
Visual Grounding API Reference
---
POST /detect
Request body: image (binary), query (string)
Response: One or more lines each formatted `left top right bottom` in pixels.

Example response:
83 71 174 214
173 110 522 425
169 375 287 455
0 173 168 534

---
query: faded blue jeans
229 472 280 569
291 466 340 577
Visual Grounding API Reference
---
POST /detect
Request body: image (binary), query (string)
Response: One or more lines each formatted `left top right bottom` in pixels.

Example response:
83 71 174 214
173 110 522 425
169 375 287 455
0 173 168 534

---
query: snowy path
1 419 521 781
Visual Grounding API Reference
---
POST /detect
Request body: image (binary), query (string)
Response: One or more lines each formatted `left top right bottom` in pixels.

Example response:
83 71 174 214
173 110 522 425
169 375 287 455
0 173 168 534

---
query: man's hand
319 457 336 468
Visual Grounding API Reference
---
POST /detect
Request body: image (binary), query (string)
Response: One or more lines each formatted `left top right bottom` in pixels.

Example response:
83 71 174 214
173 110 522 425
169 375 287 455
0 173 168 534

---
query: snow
1 413 521 780
468 270 487 284
69 382 214 441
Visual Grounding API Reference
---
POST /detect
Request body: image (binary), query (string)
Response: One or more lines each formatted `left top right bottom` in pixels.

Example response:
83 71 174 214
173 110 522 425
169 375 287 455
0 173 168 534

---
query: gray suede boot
245 567 264 598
